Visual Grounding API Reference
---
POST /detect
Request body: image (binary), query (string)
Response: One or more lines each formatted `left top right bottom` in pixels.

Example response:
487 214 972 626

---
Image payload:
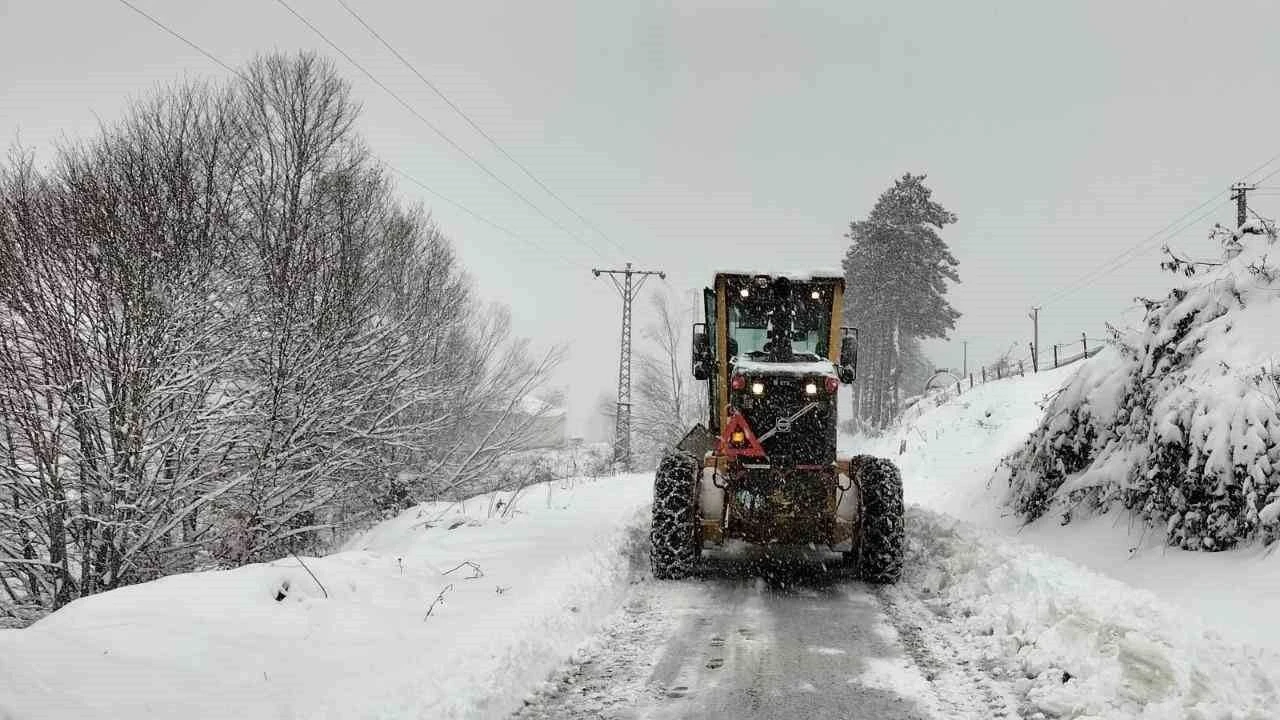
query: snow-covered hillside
855 365 1280 652
0 475 653 720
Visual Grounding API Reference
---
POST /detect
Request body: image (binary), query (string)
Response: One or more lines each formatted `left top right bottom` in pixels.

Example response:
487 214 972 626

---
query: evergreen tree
842 174 960 428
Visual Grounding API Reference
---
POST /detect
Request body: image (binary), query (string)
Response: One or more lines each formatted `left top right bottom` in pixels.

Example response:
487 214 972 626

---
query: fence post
1029 343 1038 372
982 366 987 383
956 381 961 395
1053 344 1059 369
1019 360 1024 377
969 374 974 389
1082 332 1088 357
997 365 1003 380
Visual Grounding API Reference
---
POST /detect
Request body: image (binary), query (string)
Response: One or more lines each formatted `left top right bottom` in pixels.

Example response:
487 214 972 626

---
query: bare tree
0 52 567 611
632 293 706 466
0 81 250 604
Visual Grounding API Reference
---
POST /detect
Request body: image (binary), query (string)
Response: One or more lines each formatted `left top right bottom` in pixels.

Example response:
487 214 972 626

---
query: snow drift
0 474 653 720
1003 225 1280 550
899 508 1280 719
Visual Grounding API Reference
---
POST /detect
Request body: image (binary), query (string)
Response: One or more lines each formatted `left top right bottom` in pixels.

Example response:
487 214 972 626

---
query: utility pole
961 340 968 376
1028 306 1041 372
593 262 665 472
1232 182 1257 228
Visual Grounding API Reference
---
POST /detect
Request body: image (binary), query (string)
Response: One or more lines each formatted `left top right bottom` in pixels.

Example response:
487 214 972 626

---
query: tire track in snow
876 584 1021 719
511 582 678 719
513 552 995 719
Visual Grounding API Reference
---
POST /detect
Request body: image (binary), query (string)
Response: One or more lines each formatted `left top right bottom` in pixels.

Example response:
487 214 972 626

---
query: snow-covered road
515 551 1012 719
516 501 1280 720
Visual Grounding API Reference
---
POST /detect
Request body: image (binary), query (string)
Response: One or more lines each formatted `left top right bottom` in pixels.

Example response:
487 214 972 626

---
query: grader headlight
751 381 765 396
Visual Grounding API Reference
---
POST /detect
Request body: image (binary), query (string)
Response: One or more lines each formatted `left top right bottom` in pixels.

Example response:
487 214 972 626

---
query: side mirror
691 323 712 380
838 327 858 383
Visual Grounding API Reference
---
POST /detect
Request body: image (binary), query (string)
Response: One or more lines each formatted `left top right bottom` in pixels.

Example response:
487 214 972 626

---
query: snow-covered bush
1002 224 1280 550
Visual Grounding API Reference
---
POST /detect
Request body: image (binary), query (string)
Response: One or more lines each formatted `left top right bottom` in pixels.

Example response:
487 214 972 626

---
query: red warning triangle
718 410 766 458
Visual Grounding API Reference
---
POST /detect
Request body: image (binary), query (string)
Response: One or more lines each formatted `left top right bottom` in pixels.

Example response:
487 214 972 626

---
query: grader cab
651 272 905 582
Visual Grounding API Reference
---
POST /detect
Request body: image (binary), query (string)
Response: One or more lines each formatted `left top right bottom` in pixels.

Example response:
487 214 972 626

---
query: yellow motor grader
651 272 904 582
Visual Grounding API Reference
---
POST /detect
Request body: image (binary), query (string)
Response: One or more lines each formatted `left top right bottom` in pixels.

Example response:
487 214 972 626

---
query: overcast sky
5 0 1280 438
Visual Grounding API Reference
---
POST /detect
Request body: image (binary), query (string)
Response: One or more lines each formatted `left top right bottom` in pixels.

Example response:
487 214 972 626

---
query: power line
1040 196 1230 309
1039 191 1229 307
114 0 247 80
1250 161 1280 187
1038 151 1280 308
1047 154 1280 305
387 166 520 235
274 0 616 264
111 0 587 271
336 0 630 259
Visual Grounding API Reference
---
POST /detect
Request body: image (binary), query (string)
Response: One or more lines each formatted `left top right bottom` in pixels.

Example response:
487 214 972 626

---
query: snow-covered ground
0 474 653 720
898 507 1280 718
839 371 1280 717
6 365 1280 719
854 366 1280 652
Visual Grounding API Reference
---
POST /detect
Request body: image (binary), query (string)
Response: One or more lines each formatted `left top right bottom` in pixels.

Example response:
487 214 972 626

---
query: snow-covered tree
842 174 961 429
0 52 561 611
1002 221 1280 551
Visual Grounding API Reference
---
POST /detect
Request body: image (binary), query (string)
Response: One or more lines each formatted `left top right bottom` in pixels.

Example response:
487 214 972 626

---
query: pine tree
842 174 960 428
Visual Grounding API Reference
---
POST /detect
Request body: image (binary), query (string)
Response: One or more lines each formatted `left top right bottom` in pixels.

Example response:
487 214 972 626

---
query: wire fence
899 333 1110 424
1035 333 1108 373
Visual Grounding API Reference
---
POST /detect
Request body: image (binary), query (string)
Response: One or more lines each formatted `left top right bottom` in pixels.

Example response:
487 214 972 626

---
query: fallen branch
442 561 484 579
424 583 454 619
289 552 329 599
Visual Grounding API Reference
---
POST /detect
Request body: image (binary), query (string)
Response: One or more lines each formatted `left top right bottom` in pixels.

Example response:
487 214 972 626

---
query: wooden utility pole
1232 182 1257 228
1029 306 1041 372
593 263 665 471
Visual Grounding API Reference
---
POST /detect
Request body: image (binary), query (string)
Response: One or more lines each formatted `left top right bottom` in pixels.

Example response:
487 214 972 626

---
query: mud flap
676 423 717 458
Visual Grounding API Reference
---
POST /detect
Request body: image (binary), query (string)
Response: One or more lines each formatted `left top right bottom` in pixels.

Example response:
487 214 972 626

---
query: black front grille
734 376 836 465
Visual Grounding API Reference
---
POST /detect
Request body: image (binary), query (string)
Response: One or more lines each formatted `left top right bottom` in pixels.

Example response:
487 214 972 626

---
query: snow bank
1004 230 1280 551
842 365 1079 526
858 357 1280 651
901 508 1280 719
0 474 653 720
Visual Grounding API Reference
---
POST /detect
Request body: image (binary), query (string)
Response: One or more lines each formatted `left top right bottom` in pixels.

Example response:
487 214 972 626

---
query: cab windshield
726 284 831 362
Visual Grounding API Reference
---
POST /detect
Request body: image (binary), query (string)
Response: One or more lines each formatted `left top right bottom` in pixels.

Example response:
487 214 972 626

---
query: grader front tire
650 451 701 580
852 455 905 584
